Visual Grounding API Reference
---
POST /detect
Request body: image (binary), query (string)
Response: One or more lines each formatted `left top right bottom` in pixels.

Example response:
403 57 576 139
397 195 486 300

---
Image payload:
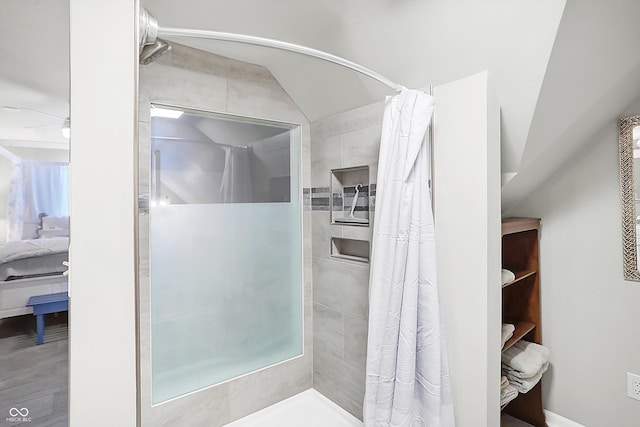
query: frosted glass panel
149 107 302 404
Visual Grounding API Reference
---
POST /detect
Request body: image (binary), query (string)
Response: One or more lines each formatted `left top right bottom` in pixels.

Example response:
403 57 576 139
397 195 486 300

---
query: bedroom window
6 160 69 241
147 105 303 404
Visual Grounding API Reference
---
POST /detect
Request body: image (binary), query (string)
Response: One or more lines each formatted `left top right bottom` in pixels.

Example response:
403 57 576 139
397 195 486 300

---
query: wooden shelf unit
501 218 547 427
502 321 536 352
502 269 537 288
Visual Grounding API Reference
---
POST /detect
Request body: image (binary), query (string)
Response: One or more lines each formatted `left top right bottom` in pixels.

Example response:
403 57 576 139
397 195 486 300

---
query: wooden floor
0 314 68 427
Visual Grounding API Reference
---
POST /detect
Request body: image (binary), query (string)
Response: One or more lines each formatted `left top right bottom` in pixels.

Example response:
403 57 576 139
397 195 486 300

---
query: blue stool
26 292 68 345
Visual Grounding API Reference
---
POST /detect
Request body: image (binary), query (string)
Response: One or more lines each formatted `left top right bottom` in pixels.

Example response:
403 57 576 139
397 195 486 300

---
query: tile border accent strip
304 184 376 212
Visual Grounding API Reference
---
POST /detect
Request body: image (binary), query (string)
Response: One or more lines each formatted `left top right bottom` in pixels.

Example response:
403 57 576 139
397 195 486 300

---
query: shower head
140 38 171 65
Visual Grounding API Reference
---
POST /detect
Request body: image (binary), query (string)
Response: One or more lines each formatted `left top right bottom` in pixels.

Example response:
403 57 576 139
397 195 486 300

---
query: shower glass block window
148 104 303 404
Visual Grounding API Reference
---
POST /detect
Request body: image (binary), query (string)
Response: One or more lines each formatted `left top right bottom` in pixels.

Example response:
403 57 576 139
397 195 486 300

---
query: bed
0 237 69 319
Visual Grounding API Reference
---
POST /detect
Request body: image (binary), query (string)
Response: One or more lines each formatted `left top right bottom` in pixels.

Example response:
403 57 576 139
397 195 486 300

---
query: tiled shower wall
138 43 312 427
310 101 384 419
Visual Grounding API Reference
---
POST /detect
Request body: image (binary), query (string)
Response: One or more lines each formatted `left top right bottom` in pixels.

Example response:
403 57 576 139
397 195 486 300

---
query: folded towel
503 361 549 394
501 340 550 378
501 324 515 349
501 268 516 285
500 375 508 389
500 383 518 406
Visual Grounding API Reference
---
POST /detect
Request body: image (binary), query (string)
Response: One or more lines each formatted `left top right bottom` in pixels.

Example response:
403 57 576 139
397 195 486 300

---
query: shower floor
226 389 363 427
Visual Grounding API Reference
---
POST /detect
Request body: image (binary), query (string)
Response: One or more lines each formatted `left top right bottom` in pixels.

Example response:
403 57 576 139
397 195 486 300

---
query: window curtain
364 89 454 426
7 160 69 241
6 160 25 242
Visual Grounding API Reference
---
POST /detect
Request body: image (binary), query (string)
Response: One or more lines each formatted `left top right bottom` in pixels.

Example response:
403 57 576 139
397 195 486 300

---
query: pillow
40 215 69 238
41 216 69 230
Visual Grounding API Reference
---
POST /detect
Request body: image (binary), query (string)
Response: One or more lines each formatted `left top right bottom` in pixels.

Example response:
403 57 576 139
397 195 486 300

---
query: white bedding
0 237 69 263
0 253 68 281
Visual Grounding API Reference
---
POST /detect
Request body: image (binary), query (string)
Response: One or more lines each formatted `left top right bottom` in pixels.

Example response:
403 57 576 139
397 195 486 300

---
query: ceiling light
150 107 184 119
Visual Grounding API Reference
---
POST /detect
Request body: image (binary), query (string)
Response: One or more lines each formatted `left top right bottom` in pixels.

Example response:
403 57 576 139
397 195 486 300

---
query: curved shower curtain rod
140 9 404 92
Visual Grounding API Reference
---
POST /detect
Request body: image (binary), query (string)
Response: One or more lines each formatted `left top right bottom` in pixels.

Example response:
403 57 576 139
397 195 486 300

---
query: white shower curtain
219 146 254 203
364 89 454 426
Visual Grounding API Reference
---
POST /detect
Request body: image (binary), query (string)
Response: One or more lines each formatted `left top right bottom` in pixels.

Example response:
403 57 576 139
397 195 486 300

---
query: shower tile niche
331 237 369 263
330 166 370 226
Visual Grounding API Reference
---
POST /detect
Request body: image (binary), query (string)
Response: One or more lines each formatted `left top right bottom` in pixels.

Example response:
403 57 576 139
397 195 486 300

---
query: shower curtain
219 146 254 203
364 89 454 426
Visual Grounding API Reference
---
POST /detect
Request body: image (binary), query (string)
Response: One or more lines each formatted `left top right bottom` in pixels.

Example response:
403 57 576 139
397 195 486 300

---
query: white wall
0 147 68 243
433 71 502 426
2 147 69 162
510 99 640 426
69 1 137 426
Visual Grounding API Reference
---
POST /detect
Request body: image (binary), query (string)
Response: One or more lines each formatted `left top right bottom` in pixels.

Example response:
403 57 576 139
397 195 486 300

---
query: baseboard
544 410 585 427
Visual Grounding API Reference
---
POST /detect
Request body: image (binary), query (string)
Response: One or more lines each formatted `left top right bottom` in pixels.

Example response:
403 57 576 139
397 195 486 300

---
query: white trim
545 410 585 427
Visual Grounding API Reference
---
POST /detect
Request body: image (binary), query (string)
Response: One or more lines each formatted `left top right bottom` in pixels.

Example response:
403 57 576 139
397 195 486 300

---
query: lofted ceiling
143 0 565 178
501 0 640 213
3 0 640 211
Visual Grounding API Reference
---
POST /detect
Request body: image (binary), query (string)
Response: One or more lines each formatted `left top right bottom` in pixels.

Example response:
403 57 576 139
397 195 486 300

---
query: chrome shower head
140 38 171 65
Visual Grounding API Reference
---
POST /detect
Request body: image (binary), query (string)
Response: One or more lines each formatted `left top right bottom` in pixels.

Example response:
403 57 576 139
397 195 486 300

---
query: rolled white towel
501 324 515 349
500 383 518 407
501 340 550 378
501 268 516 285
503 361 549 394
